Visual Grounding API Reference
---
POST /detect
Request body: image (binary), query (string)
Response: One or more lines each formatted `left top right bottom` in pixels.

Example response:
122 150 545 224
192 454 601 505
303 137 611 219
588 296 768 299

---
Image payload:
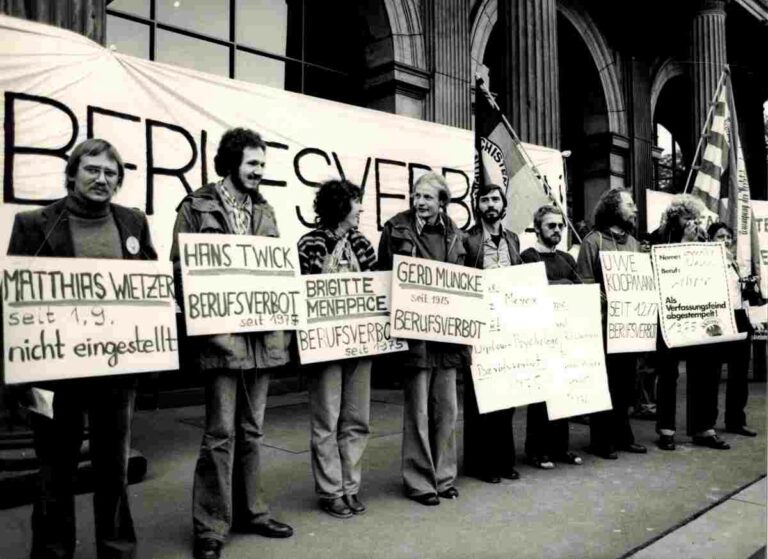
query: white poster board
471 263 554 413
751 200 768 296
390 255 486 345
178 233 303 336
599 251 658 353
545 284 612 421
651 243 746 348
1 256 178 383
297 271 407 364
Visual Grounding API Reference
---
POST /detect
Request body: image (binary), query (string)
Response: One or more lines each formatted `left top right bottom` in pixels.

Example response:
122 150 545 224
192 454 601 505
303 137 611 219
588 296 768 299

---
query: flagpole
682 66 729 195
475 76 582 243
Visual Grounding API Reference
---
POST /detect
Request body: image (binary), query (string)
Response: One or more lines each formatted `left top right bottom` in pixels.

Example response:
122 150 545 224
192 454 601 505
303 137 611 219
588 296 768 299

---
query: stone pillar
423 0 471 129
689 0 727 153
0 0 106 44
625 57 655 234
497 0 560 148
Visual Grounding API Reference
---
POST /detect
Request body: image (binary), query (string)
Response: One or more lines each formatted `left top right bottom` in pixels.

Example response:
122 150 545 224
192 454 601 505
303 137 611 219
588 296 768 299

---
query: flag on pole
474 80 554 234
691 70 759 278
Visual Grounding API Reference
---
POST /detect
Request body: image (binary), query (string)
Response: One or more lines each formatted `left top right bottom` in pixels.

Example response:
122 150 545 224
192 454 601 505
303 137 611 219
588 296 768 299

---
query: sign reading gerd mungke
599 251 658 354
298 271 407 364
179 233 304 336
652 242 746 348
1 256 178 383
390 255 486 345
471 262 554 414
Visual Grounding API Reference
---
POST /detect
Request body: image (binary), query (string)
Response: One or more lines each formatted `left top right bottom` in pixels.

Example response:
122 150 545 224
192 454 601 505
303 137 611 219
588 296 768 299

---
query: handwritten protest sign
471 262 554 414
652 243 747 348
545 284 612 421
599 251 658 353
1 256 178 384
179 234 303 336
752 200 768 296
297 271 407 364
390 255 486 345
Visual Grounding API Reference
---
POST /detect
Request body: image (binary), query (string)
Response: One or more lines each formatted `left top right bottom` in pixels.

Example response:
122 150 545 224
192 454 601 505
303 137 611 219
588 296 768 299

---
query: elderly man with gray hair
378 172 468 506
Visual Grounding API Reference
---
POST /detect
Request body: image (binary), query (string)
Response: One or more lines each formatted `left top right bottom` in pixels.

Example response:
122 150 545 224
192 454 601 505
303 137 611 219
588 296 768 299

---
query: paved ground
0 377 765 559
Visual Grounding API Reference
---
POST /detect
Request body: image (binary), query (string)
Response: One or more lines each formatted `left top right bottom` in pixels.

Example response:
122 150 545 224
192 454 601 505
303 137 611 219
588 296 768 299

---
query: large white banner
390 255 486 345
0 15 565 261
652 243 746 348
1 256 178 383
545 284 612 421
298 271 407 364
471 263 553 414
178 233 302 336
599 251 658 353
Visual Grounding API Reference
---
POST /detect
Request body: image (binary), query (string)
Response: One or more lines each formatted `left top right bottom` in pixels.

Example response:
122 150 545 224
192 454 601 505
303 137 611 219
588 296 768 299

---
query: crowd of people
6 129 760 559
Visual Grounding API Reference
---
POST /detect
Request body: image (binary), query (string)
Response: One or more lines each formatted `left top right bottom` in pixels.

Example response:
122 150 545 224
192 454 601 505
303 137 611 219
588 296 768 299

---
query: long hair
213 128 267 178
592 187 631 231
65 139 125 190
658 194 707 242
313 179 362 229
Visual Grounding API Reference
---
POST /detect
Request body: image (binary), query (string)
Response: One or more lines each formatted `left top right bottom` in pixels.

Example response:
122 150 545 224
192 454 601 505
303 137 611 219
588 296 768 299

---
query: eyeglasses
544 223 565 230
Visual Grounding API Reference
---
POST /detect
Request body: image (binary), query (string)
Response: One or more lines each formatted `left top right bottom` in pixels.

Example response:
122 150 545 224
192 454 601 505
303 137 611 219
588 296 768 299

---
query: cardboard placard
179 233 303 336
600 251 658 353
297 271 407 364
390 255 486 345
471 263 554 414
652 243 746 348
1 256 178 383
545 284 612 421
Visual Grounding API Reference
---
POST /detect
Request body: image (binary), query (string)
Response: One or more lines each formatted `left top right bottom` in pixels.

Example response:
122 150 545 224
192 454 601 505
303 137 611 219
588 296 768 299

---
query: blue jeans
192 369 270 541
31 379 136 559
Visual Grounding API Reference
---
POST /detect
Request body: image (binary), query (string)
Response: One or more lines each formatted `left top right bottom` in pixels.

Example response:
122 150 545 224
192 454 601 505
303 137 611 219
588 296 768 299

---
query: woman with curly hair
297 179 377 519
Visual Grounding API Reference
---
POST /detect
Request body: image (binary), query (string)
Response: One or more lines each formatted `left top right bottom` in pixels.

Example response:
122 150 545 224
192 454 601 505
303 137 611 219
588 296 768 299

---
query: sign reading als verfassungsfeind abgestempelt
1 256 178 383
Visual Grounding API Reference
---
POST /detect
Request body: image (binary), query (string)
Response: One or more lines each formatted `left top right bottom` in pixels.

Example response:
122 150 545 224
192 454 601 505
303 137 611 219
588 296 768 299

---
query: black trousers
524 402 569 459
590 354 637 450
725 338 751 429
462 369 515 476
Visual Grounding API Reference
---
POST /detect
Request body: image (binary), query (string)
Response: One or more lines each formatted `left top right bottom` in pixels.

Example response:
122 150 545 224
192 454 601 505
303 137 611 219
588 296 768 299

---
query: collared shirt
415 213 446 237
217 181 252 235
481 223 511 269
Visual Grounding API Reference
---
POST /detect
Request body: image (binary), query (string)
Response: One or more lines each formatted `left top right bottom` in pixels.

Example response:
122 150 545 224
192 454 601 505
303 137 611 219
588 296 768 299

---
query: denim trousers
402 367 458 497
31 380 136 559
192 369 270 541
307 358 371 499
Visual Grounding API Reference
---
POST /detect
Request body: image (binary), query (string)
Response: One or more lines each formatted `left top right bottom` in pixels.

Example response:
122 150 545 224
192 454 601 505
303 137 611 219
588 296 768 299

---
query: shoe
343 494 366 515
725 426 757 437
500 468 520 480
656 434 676 451
438 486 459 499
553 452 582 465
319 497 353 519
692 434 731 450
409 493 440 506
619 443 647 454
237 518 294 537
193 538 222 559
589 446 618 460
470 472 501 484
526 455 555 469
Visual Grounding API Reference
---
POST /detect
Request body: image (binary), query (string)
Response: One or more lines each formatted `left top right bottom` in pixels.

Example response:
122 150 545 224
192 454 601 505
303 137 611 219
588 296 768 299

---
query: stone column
497 0 560 148
423 0 471 129
689 0 727 151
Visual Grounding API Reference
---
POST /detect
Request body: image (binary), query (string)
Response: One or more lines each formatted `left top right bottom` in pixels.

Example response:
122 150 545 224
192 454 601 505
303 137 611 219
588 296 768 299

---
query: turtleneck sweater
66 194 122 259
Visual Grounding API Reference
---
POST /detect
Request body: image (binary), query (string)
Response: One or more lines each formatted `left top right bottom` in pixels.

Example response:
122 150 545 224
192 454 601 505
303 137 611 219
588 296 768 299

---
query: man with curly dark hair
171 128 293 559
297 179 377 519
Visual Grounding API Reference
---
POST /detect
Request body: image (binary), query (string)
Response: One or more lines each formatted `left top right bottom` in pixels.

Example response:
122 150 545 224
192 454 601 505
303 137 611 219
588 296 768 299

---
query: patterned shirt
217 181 252 235
298 228 377 275
481 224 511 269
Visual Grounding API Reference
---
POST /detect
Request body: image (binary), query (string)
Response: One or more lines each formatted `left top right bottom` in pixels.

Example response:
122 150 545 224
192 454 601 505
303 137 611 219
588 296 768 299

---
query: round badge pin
126 236 140 255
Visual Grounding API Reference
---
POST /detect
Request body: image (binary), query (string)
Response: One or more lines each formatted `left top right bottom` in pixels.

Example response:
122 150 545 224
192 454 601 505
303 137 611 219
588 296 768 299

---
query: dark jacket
170 182 291 371
377 209 469 369
462 222 522 269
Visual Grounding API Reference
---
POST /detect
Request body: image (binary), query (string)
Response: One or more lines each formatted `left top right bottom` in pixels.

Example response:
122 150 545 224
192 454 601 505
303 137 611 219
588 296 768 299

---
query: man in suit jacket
7 138 157 559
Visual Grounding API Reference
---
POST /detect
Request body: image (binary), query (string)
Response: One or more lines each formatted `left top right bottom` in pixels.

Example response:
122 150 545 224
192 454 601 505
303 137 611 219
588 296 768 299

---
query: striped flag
691 72 758 278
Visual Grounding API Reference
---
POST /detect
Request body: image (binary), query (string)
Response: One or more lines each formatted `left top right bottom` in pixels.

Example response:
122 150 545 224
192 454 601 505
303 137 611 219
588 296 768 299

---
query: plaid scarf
217 181 252 235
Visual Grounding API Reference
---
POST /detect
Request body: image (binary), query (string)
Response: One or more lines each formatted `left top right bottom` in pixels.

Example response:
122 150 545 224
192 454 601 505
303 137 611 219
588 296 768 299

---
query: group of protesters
6 129 759 559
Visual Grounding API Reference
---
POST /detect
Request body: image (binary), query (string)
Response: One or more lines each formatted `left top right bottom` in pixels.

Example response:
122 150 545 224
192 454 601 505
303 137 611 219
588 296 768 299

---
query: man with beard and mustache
171 128 293 559
576 187 648 460
461 183 523 483
520 205 583 469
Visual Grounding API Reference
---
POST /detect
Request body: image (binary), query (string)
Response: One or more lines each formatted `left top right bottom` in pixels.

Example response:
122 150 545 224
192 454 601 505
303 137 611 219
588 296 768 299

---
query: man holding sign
171 129 293 559
378 172 468 506
7 139 156 559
